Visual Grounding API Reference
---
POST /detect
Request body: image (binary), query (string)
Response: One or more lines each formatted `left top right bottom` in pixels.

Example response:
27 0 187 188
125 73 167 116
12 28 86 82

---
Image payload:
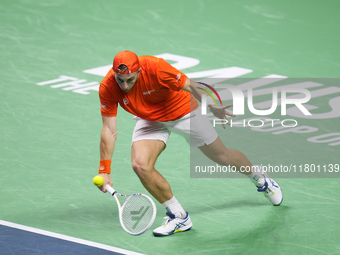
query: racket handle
106 185 116 196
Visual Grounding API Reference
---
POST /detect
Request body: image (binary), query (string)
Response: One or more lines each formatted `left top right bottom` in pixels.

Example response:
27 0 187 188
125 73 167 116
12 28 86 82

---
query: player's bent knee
131 160 154 178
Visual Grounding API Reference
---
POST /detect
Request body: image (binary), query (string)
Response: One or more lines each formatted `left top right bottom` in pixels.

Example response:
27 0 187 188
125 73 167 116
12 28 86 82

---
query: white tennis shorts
132 108 218 147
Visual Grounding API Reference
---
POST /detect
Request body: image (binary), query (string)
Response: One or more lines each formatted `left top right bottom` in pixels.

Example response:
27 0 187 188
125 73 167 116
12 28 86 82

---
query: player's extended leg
198 136 253 174
198 136 283 206
131 139 193 236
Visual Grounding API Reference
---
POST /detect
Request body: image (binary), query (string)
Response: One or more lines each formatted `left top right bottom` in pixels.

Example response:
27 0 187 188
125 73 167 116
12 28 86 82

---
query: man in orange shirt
98 51 283 237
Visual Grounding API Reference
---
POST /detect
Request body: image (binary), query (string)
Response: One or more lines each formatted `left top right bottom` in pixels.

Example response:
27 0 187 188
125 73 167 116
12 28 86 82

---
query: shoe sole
274 197 283 206
153 222 193 237
265 188 283 206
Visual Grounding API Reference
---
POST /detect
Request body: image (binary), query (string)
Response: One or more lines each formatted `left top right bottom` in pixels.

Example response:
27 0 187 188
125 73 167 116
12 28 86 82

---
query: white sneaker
257 173 283 206
153 211 192 237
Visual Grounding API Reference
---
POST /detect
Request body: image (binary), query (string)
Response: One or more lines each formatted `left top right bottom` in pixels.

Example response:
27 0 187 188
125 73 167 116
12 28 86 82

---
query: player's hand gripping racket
104 184 157 236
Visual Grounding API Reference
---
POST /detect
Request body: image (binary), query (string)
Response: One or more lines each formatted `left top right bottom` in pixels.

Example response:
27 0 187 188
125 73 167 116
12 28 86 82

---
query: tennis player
97 51 283 237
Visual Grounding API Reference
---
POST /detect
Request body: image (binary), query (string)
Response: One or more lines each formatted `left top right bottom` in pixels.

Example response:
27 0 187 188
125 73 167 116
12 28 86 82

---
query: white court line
0 220 145 255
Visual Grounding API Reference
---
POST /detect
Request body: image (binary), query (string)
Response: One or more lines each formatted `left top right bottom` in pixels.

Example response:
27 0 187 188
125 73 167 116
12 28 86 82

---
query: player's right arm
99 115 117 192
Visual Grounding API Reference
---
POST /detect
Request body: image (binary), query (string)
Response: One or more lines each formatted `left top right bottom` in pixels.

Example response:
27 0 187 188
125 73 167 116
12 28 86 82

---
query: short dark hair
117 64 128 72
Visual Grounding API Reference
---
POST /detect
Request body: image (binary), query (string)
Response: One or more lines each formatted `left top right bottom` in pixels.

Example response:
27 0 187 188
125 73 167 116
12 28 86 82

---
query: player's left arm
181 77 206 103
181 77 235 126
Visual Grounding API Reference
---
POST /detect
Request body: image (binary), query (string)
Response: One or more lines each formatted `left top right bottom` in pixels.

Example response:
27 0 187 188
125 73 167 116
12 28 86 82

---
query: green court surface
1 1 340 254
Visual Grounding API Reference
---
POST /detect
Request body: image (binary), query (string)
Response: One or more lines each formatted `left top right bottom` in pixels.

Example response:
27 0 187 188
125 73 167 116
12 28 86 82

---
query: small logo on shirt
176 73 181 81
123 98 129 105
143 90 154 95
101 103 107 109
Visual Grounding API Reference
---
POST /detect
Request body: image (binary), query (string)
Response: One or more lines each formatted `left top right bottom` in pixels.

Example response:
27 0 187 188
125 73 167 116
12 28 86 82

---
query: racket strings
121 195 155 234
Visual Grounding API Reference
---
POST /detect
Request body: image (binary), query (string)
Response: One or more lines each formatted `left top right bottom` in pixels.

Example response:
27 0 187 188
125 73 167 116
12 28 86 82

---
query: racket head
119 194 157 236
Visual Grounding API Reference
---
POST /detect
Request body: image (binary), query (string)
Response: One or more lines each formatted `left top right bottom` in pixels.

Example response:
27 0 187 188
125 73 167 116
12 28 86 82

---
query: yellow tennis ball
93 175 104 187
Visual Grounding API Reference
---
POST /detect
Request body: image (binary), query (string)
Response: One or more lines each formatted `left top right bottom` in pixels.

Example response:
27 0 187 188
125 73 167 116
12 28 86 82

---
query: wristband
99 159 111 174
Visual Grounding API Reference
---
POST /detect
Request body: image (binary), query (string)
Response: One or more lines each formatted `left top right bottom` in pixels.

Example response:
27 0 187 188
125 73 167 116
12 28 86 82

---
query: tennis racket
105 184 157 236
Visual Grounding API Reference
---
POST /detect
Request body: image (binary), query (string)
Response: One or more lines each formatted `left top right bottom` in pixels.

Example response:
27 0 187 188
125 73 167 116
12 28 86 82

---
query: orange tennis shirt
99 55 199 121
